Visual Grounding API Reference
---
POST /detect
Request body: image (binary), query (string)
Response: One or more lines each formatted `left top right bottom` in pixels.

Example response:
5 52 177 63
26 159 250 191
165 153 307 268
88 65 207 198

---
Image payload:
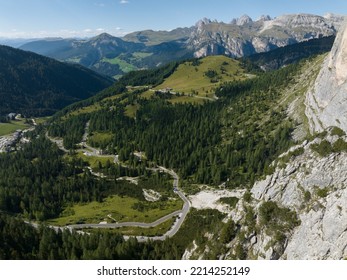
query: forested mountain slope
20 33 193 78
0 51 317 260
0 45 113 117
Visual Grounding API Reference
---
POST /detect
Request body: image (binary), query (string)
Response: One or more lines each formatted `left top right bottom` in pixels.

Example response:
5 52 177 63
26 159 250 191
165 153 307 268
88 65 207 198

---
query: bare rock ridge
306 18 347 133
250 135 347 259
236 14 253 26
189 13 344 58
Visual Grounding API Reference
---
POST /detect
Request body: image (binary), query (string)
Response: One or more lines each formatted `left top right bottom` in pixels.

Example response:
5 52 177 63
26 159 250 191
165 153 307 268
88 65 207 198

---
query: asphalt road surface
45 125 191 241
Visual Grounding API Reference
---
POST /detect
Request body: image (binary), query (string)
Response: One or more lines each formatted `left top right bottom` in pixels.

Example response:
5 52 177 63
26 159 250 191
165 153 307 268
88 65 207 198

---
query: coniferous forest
49 60 299 186
0 45 113 117
0 54 308 259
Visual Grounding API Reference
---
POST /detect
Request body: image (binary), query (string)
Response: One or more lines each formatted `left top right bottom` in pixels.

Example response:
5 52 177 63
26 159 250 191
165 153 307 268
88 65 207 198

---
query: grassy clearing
88 132 114 147
102 93 126 102
67 104 102 117
35 116 51 125
102 57 138 73
0 120 30 136
154 55 246 97
140 90 155 99
86 217 175 237
75 151 114 169
113 75 123 80
124 104 140 118
168 95 207 105
49 195 183 226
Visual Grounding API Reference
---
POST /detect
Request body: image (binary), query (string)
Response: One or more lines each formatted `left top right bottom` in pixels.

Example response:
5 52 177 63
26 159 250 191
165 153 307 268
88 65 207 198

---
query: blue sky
0 0 346 38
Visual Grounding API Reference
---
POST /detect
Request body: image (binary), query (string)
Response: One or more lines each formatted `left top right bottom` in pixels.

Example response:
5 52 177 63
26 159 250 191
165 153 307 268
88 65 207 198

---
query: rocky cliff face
223 127 347 260
188 14 344 58
250 133 347 259
306 19 347 133
234 17 347 260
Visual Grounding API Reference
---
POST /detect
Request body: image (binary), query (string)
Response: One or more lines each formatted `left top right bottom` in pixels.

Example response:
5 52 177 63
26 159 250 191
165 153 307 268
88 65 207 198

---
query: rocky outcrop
306 18 347 133
260 14 340 36
236 15 253 26
189 14 343 58
249 133 347 259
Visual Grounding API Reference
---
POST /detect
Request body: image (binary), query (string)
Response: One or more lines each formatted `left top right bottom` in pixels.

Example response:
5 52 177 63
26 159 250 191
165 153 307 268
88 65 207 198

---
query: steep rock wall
251 136 347 259
306 19 347 133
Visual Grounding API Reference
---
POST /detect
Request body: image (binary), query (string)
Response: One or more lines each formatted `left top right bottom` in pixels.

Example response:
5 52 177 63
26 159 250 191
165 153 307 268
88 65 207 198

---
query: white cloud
0 27 131 39
120 0 129 4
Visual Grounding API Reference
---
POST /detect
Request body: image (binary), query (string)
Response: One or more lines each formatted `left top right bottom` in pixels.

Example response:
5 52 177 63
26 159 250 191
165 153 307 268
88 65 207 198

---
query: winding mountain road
45 125 191 241
66 166 191 241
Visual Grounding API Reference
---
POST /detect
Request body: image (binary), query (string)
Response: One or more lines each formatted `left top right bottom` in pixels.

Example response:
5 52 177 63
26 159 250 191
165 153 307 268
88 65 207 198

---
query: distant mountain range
18 13 344 78
0 38 41 48
0 45 113 117
20 33 193 78
188 13 342 57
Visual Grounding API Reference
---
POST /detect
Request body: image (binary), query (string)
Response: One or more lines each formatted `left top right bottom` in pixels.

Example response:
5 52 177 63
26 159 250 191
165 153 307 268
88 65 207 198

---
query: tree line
49 60 302 186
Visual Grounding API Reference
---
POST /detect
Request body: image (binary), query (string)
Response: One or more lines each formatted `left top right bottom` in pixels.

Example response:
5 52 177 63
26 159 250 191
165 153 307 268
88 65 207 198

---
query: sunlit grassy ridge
153 55 247 97
64 56 249 118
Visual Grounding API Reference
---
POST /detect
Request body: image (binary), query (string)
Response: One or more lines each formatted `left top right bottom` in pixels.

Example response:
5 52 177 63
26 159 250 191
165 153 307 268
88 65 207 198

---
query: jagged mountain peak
189 13 341 59
236 14 253 25
195 17 212 29
258 15 272 22
230 14 253 25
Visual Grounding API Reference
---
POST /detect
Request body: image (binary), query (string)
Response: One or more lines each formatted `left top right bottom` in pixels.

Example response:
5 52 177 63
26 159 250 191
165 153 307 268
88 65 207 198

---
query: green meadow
49 195 183 226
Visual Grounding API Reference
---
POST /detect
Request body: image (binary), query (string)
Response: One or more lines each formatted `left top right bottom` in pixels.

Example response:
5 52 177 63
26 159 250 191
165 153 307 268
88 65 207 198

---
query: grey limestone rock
249 137 347 259
189 14 342 58
306 18 347 133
